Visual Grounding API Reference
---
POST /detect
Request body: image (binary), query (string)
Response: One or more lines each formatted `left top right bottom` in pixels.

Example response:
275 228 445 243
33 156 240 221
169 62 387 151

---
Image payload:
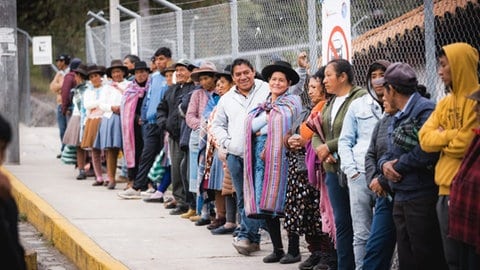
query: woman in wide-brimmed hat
92 59 131 189
62 64 89 179
80 64 107 186
243 60 302 263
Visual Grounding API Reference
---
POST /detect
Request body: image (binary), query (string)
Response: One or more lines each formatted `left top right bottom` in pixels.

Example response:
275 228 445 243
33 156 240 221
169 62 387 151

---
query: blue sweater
378 92 439 202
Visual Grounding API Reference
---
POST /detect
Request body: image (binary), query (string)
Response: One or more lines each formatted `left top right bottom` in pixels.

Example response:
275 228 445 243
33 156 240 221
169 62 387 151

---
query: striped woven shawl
244 93 302 217
120 80 147 168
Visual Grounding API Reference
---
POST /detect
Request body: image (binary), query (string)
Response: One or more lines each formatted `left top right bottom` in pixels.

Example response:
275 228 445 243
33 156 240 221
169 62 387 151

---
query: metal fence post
307 0 317 73
85 17 97 63
87 11 110 65
152 0 183 59
424 0 436 100
16 28 31 126
230 0 239 60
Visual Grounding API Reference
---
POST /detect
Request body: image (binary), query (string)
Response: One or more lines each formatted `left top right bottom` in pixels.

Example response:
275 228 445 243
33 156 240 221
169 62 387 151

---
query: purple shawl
121 80 147 168
244 94 302 217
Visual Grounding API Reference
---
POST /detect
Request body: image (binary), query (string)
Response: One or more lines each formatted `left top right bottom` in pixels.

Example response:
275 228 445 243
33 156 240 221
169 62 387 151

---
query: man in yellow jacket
419 42 479 270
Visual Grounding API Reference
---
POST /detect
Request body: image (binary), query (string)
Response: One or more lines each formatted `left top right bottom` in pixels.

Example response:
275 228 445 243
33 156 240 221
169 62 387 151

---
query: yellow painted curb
2 167 128 270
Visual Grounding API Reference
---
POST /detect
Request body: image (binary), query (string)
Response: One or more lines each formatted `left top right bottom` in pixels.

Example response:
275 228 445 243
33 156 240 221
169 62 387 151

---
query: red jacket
449 128 480 254
61 71 77 115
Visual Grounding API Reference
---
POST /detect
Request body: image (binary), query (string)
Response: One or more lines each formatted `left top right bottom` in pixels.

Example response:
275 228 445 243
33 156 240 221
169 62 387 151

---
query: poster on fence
321 0 352 65
32 36 52 65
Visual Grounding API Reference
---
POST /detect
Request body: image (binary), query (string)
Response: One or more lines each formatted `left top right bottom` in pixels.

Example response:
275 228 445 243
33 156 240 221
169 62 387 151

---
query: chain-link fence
87 0 480 101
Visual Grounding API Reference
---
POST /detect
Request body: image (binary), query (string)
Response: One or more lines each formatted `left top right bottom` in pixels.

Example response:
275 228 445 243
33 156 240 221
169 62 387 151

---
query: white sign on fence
322 0 352 64
32 36 52 65
130 20 138 56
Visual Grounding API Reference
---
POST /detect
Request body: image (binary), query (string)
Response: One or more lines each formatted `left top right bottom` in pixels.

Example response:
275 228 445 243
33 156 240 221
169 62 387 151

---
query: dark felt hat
174 59 196 71
130 61 151 73
261 60 299 85
215 64 232 79
87 64 106 76
73 64 88 77
106 59 128 78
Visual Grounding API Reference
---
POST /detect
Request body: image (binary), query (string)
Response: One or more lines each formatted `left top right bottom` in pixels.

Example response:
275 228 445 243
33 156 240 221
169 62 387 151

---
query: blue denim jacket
338 94 383 178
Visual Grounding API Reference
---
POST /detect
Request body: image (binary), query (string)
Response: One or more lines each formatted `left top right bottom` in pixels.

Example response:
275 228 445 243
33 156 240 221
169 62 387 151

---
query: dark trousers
437 195 462 270
133 124 163 190
181 151 195 209
363 196 396 270
127 122 144 181
393 195 447 270
169 138 186 207
56 104 67 152
325 172 355 270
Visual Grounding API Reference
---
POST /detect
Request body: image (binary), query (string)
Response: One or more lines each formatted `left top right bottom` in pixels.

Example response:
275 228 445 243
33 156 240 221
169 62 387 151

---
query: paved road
6 125 310 270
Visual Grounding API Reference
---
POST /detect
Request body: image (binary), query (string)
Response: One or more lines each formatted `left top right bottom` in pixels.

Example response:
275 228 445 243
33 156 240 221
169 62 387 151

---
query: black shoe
312 252 337 270
263 250 285 263
299 252 322 270
56 153 62 159
195 218 211 226
211 225 236 235
143 197 164 203
280 253 301 264
169 206 188 215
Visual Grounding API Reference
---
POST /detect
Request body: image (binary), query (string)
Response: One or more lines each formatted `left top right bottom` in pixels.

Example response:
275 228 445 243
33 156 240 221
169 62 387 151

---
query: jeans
363 196 396 270
227 154 264 244
157 166 171 193
133 124 164 190
393 196 447 270
56 104 67 152
437 195 461 270
347 173 376 270
325 171 354 270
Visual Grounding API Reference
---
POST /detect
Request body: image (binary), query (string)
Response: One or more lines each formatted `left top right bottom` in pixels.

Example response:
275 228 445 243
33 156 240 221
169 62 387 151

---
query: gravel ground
19 221 78 270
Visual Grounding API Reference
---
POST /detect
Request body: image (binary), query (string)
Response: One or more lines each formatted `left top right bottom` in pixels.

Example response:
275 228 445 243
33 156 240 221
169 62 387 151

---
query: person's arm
441 100 477 158
365 121 380 187
185 91 201 130
61 73 76 114
83 88 99 110
49 72 64 94
338 105 359 178
156 95 169 130
210 98 230 151
419 98 458 152
287 52 308 96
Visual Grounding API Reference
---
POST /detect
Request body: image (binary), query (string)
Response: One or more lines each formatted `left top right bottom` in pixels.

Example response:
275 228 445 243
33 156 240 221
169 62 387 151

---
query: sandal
92 181 104 186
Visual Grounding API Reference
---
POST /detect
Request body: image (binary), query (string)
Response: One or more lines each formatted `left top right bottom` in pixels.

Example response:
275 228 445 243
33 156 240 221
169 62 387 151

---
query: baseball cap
56 54 70 62
373 62 418 88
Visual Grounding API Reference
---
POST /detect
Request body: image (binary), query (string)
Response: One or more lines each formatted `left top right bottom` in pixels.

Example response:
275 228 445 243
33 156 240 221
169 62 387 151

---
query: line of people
51 42 479 270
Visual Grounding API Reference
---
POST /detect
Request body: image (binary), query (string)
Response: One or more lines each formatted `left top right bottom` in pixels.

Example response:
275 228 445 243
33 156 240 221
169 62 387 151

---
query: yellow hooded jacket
419 43 479 195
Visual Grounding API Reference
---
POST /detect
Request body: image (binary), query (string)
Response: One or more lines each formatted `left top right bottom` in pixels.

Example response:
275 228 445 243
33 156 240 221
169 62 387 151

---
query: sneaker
232 237 260 256
189 215 202 222
195 218 211 226
299 252 322 270
140 188 156 197
117 188 141 199
76 171 87 180
170 206 188 215
280 253 302 264
211 225 236 235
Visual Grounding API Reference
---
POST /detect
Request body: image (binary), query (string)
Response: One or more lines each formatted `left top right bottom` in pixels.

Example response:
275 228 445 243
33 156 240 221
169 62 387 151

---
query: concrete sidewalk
5 125 307 270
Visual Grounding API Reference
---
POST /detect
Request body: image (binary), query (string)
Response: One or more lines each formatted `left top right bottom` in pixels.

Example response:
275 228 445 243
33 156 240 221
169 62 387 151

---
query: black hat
87 64 106 76
56 54 70 62
106 59 128 78
373 62 418 88
261 60 299 85
131 61 151 73
73 64 88 77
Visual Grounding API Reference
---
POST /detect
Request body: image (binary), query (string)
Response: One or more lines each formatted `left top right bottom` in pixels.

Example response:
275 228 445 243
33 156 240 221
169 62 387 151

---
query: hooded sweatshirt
419 42 480 195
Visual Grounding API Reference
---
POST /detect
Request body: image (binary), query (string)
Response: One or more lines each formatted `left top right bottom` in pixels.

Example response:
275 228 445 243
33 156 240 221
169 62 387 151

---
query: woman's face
308 77 325 105
323 64 342 95
111 68 125 83
371 69 385 99
216 76 233 96
269 71 290 99
89 73 102 88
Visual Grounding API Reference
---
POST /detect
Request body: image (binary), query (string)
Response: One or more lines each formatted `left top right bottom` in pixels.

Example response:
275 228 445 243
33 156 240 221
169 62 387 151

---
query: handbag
293 151 307 174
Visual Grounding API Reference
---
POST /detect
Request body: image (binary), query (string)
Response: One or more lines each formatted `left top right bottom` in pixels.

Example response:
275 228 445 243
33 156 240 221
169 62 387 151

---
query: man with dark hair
118 48 172 199
0 114 26 270
211 58 269 256
123 54 141 81
155 59 197 214
377 62 447 270
419 42 479 269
